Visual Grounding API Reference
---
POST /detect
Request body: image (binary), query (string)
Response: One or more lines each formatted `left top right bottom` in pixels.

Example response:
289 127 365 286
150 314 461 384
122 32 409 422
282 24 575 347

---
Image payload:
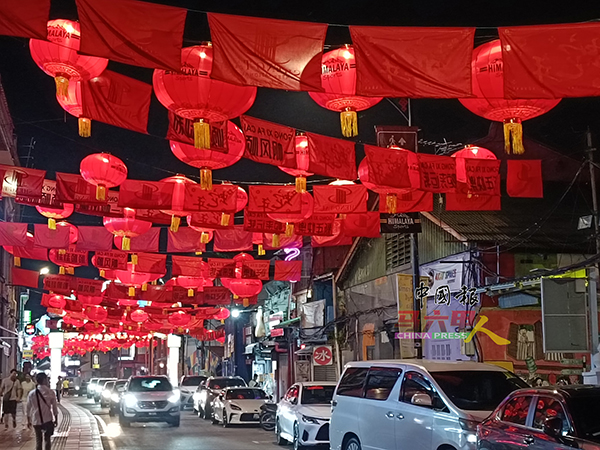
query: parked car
109 380 128 417
211 387 270 427
94 378 117 403
120 375 180 427
478 385 600 449
276 382 337 449
87 378 99 399
179 375 207 410
194 376 247 419
330 360 528 450
100 381 116 408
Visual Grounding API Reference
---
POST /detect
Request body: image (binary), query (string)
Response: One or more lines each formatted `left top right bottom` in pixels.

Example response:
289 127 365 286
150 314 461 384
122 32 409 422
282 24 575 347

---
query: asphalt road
73 396 284 450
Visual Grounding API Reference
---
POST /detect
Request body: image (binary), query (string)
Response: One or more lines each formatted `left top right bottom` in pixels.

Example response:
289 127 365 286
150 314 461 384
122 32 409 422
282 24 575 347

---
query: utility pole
586 129 600 359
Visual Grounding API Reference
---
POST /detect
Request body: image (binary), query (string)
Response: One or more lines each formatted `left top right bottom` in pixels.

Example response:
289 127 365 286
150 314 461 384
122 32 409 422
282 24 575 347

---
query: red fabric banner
262 234 303 250
313 185 368 214
76 0 186 70
184 184 239 212
201 287 231 306
208 13 327 91
500 23 600 98
15 179 56 207
507 160 543 198
81 70 152 134
0 165 46 199
445 193 501 211
49 247 89 267
240 116 297 168
306 132 357 180
418 154 457 193
457 159 501 196
342 212 381 238
167 228 205 253
248 186 302 213
364 145 413 189
295 214 336 236
114 228 160 253
76 226 114 251
172 256 206 277
92 251 128 271
241 261 270 280
0 0 49 39
350 26 475 98
74 278 104 297
135 253 167 275
312 233 353 247
56 173 106 205
378 190 434 213
75 192 120 217
208 259 237 279
213 226 253 252
118 180 174 209
274 260 302 282
7 237 48 262
43 275 72 295
12 267 39 288
189 212 234 229
243 211 286 234
0 223 28 247
33 224 70 248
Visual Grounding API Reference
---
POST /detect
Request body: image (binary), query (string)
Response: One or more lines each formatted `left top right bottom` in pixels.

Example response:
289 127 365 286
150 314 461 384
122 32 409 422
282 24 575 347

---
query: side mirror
411 393 433 407
543 417 563 438
290 397 298 405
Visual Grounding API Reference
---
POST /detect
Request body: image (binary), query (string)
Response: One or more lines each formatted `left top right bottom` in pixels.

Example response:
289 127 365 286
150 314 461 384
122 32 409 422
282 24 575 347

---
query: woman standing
20 374 36 428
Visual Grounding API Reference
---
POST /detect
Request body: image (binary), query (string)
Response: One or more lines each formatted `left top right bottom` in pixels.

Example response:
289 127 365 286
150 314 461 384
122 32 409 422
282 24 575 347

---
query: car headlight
124 394 137 408
102 390 111 399
467 433 477 443
459 419 479 432
75 387 80 391
111 394 120 403
168 390 180 403
230 404 241 411
302 415 321 424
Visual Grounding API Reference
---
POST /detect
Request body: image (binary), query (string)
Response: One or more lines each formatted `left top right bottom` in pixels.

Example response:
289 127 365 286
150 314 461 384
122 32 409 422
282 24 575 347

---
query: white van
330 360 528 450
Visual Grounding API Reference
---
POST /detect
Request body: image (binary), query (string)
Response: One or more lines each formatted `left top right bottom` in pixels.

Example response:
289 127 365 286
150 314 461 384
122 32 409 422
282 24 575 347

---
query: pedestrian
249 374 259 388
61 379 69 397
27 373 58 450
55 377 62 403
1 369 22 429
21 374 36 428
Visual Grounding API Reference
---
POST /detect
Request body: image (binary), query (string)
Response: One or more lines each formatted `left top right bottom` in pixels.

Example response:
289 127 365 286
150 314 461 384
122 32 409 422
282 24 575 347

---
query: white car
120 375 181 427
211 387 269 427
179 375 207 410
276 382 337 450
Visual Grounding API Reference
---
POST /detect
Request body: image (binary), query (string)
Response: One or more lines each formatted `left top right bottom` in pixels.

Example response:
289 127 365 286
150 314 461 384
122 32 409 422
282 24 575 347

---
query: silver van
330 360 528 450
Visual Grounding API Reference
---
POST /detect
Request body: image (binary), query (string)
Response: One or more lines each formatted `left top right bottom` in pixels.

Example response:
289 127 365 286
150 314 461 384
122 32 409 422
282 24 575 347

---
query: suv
120 375 181 427
179 375 207 410
330 360 528 450
195 376 247 419
87 378 99 399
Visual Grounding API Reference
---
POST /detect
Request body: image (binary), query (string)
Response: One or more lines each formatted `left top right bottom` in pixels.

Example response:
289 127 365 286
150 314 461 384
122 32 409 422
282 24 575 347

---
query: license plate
148 412 157 416
253 414 259 419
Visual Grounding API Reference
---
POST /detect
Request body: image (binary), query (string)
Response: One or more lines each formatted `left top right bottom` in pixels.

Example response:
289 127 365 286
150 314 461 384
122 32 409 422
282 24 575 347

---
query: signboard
312 345 333 366
24 324 36 336
381 213 421 234
270 328 284 338
375 126 418 151
23 310 31 325
23 349 33 360
92 353 100 369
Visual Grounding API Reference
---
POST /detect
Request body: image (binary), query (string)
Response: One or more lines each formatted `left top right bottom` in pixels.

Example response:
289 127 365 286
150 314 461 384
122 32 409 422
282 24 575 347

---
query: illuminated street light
231 309 241 318
39 267 50 275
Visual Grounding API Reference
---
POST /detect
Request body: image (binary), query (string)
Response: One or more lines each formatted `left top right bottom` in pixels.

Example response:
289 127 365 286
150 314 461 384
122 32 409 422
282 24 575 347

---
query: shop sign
313 345 333 366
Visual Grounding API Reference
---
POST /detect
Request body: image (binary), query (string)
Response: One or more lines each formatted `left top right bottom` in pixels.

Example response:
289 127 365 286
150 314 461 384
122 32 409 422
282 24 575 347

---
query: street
73 396 285 450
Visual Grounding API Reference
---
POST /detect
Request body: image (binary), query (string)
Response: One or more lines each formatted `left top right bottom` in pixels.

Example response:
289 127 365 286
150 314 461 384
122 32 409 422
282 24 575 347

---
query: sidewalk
1 398 103 450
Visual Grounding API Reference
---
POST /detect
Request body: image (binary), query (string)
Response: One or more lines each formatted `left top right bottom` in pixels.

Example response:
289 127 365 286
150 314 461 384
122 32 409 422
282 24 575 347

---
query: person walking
20 374 36 428
249 374 259 388
27 373 58 450
1 369 22 429
55 377 62 403
61 379 69 398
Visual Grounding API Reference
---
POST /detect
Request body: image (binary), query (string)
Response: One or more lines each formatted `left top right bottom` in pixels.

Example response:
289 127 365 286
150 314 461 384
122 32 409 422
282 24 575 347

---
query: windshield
226 389 267 400
128 377 172 393
301 385 336 405
567 395 600 442
104 382 115 390
209 379 246 390
182 376 207 387
431 371 528 411
115 381 127 390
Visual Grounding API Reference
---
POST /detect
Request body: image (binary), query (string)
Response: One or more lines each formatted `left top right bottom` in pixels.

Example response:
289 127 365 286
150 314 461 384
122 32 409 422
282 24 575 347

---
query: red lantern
160 175 196 232
36 204 74 230
78 295 103 306
228 279 262 307
80 153 128 201
145 320 165 332
29 20 108 98
451 145 497 184
279 135 313 193
459 40 560 155
268 191 314 239
167 276 213 297
103 208 152 251
57 81 92 137
48 294 66 309
170 121 245 190
214 308 230 321
309 45 383 137
85 305 108 323
114 263 162 297
153 44 257 150
168 311 191 328
84 322 105 333
56 221 79 244
130 309 149 324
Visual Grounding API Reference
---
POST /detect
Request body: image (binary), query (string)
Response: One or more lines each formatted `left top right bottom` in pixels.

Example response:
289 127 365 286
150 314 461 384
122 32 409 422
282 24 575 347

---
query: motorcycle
259 403 277 431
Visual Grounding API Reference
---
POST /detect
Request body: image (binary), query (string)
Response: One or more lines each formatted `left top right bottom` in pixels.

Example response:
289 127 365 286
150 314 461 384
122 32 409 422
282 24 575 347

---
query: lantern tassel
258 244 265 256
131 254 138 265
170 215 181 233
195 251 203 256
340 108 358 138
187 289 194 297
295 176 307 193
59 266 66 275
201 232 210 244
503 118 525 155
66 267 74 275
78 118 91 138
386 193 398 214
122 236 131 251
95 185 106 202
233 294 239 300
221 213 230 227
285 223 294 237
200 168 213 190
141 283 148 291
14 257 21 267
128 286 135 297
272 234 280 248
193 120 210 149
100 269 106 278
243 298 249 307
55 75 69 98
48 218 56 230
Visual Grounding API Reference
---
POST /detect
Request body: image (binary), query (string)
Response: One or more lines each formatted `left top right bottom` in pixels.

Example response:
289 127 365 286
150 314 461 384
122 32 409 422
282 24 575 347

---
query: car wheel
293 423 305 450
198 407 203 418
119 414 131 428
170 417 180 427
203 405 211 420
211 411 218 424
109 408 115 417
276 420 287 445
344 436 361 450
222 410 229 428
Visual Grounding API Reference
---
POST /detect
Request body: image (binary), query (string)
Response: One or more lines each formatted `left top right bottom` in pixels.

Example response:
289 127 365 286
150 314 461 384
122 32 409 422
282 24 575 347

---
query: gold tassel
128 286 135 297
67 267 74 275
170 215 181 232
122 236 131 251
338 214 347 220
188 288 194 297
14 257 20 267
243 298 249 307
151 280 157 285
48 218 56 230
58 249 66 255
272 234 280 248
195 251 203 255
285 223 294 237
131 254 138 265
200 168 213 190
340 108 358 138
78 118 91 138
221 213 230 227
233 294 239 299
258 244 265 256
100 269 106 278
386 193 398 214
193 120 210 149
142 283 148 291
59 266 66 275
200 232 210 244
503 118 525 155
55 75 69 98
295 176 307 193
220 319 224 324
95 185 106 202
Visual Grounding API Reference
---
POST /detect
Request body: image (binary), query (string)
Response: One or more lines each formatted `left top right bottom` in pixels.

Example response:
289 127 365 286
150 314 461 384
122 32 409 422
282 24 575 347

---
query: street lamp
39 267 50 275
231 309 240 319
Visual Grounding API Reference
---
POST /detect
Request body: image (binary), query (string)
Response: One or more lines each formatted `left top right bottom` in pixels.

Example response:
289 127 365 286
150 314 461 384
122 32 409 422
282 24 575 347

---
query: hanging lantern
170 121 245 190
103 208 152 251
228 279 263 307
279 135 313 193
217 183 248 227
268 191 314 237
168 311 192 328
80 153 128 201
309 45 383 137
160 175 196 232
36 204 74 230
252 233 265 256
130 309 149 324
47 294 66 309
114 263 162 297
55 221 79 244
84 322 105 333
451 145 498 184
78 295 103 306
459 40 560 155
57 81 93 137
84 305 108 323
167 276 213 297
185 219 214 245
154 44 256 149
29 20 108 98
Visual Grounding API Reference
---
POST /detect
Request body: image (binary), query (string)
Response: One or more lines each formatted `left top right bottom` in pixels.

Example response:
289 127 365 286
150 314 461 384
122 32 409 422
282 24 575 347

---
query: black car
196 376 247 419
478 385 600 449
